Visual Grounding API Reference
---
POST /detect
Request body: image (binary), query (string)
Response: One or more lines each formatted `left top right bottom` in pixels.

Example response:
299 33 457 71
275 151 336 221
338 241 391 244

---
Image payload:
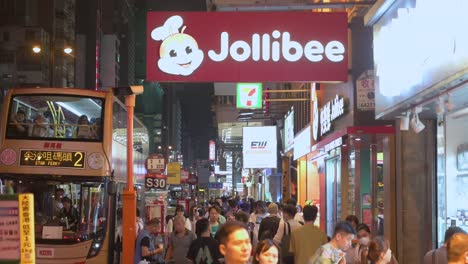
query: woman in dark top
58 197 79 231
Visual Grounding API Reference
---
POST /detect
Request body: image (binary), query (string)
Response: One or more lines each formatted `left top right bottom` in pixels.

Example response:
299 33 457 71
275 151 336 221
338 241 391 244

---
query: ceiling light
355 138 361 141
410 110 425 133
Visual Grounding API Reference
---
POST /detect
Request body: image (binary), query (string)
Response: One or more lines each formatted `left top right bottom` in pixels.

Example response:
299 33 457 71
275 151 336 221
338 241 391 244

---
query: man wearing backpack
273 204 303 264
258 203 281 241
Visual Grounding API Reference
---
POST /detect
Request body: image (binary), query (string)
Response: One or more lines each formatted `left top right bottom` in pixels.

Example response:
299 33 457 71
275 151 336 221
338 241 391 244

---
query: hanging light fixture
410 107 425 133
400 112 411 131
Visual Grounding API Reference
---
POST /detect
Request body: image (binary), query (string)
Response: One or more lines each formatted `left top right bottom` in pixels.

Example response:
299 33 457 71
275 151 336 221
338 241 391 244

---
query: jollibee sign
147 12 348 82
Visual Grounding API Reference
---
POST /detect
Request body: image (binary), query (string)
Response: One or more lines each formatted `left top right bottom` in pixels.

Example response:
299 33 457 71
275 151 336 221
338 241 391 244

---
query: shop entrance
325 153 341 237
345 133 392 237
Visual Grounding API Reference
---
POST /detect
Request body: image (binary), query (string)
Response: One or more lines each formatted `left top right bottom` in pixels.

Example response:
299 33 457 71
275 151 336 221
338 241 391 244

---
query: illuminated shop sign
243 126 277 168
320 95 345 136
324 137 343 152
19 194 35 263
237 83 263 109
284 108 294 152
311 84 346 141
20 150 85 168
293 126 311 160
209 140 216 161
373 0 468 115
147 12 348 82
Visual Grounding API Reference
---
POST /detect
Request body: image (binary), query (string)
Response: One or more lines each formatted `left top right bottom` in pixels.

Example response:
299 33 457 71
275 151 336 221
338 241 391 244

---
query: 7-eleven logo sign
236 83 263 109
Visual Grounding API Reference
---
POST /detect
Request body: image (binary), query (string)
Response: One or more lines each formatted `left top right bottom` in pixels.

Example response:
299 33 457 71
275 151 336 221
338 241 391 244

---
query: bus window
6 95 104 141
0 178 107 242
80 184 106 234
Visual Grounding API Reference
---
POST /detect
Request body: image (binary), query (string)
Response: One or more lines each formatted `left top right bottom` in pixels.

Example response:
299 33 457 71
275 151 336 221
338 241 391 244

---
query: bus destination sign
20 150 86 168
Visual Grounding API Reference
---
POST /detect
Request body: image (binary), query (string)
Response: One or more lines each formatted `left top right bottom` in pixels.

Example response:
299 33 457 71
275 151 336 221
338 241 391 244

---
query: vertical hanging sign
19 193 35 264
209 140 216 161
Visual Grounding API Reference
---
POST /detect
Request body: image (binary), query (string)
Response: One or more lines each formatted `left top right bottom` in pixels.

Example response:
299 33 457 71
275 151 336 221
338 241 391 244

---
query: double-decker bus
0 87 148 263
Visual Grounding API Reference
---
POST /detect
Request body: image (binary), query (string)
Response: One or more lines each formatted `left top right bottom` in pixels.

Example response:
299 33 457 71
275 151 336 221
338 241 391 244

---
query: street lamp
111 85 144 264
32 46 41 53
63 47 73 55
31 45 74 86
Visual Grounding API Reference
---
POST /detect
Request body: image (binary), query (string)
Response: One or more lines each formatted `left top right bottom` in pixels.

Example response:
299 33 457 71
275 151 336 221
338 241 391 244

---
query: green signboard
236 83 263 109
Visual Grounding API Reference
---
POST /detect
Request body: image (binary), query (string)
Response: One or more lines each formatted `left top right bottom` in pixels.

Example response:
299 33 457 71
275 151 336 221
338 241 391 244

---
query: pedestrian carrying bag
281 222 294 263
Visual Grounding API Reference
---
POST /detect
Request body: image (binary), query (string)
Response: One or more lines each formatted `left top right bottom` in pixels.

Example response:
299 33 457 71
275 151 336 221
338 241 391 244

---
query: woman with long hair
253 239 280 264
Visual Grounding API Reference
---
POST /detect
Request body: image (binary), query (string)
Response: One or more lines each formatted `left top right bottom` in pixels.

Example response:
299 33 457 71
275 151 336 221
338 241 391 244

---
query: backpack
281 222 292 255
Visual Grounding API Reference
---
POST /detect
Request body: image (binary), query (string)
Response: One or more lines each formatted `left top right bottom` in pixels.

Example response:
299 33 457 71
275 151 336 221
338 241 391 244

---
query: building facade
366 0 468 262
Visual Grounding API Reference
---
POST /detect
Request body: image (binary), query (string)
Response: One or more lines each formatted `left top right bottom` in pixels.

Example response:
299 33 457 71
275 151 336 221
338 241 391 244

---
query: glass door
325 154 341 237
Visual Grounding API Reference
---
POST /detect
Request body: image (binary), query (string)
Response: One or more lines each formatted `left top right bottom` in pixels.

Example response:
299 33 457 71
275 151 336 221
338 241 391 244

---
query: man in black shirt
187 218 222 264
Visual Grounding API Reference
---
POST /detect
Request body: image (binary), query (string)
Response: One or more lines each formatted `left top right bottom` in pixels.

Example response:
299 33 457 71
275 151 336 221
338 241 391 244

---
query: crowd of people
133 197 468 264
8 108 100 139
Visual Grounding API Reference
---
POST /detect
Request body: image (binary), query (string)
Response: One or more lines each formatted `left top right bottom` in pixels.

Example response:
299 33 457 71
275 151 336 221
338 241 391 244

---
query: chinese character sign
356 70 375 110
0 195 20 262
19 193 35 263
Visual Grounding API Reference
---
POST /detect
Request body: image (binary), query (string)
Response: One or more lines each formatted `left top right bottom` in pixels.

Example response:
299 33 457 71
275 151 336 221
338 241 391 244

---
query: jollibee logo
151 15 204 76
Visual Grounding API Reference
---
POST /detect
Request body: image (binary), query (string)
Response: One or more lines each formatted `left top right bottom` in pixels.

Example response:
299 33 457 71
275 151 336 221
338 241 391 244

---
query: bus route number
145 177 167 189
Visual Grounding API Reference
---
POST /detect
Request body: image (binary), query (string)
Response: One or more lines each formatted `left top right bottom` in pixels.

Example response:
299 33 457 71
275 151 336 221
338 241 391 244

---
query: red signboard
147 12 348 82
209 140 216 161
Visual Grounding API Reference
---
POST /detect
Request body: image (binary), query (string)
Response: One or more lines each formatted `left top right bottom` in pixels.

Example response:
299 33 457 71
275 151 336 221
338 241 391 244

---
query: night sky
179 83 216 164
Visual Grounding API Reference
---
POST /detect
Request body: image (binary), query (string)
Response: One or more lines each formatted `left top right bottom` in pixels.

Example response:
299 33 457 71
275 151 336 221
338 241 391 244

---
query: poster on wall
362 193 371 207
243 126 277 168
356 70 375 111
362 208 372 229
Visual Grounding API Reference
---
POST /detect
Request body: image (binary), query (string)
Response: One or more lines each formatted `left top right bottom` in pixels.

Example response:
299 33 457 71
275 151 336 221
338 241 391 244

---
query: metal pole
265 98 310 102
263 89 309 93
122 94 136 264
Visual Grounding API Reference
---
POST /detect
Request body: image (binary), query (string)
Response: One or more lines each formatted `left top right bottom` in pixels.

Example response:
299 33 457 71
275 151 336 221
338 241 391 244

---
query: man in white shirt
273 204 303 245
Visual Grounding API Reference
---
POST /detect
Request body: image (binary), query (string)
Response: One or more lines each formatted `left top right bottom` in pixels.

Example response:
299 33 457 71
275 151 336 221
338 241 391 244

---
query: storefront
307 127 394 236
294 81 395 236
367 0 468 262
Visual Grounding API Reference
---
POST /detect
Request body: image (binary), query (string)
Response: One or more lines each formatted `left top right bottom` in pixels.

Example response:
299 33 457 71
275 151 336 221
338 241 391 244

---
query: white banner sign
294 126 311 160
284 110 294 152
243 126 277 168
